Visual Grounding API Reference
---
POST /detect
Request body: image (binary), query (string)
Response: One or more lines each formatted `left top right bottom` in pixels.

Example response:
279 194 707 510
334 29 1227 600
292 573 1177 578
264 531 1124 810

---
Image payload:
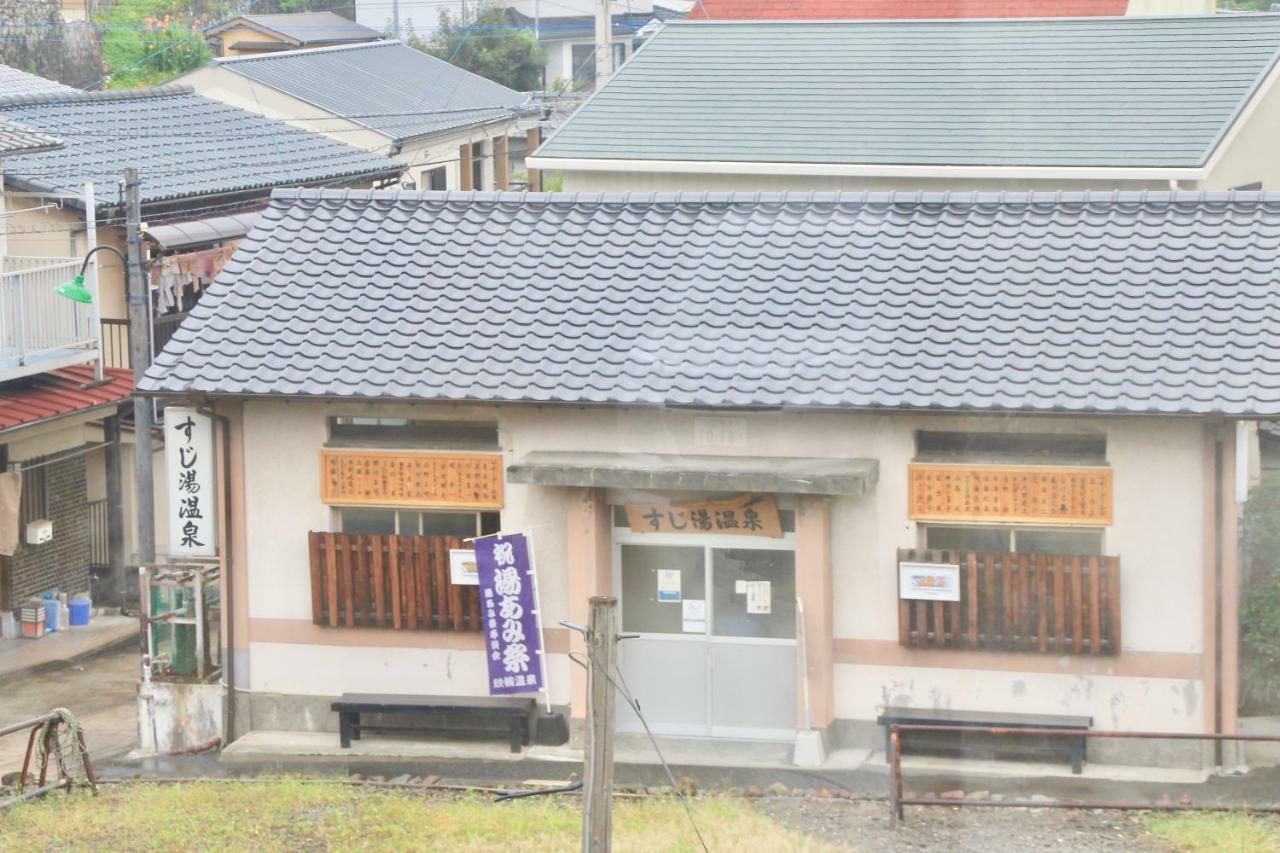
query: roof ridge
670 12 1280 25
0 83 194 110
215 38 398 64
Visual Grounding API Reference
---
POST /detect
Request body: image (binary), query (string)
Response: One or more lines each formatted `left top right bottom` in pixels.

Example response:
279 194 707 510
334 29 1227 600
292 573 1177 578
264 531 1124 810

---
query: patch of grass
1143 811 1280 853
0 779 835 852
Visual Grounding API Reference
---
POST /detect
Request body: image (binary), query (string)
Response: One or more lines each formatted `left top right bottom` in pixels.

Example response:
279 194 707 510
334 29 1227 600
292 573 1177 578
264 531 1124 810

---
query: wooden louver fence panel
308 532 480 631
897 549 1120 655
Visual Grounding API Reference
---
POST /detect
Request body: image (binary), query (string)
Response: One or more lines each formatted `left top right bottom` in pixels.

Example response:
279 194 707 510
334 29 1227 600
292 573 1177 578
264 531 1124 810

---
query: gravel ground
755 798 1170 852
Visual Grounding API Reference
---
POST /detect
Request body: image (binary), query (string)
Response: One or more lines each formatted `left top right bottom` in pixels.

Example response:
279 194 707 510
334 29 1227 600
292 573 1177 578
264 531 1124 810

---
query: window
572 43 595 89
14 461 48 528
471 141 485 191
422 166 447 191
328 417 499 450
923 524 1103 556
915 431 1106 465
340 507 500 538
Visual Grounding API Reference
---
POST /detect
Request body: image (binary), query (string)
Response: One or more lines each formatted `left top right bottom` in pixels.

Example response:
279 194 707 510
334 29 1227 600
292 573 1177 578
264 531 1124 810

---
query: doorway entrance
613 524 797 740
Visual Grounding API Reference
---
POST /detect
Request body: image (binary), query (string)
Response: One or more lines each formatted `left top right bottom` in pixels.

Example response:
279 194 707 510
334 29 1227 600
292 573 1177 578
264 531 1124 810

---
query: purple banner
475 532 543 695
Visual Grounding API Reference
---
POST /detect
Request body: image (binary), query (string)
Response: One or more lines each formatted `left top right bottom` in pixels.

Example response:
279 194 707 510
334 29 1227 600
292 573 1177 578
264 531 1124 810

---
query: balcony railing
0 256 96 382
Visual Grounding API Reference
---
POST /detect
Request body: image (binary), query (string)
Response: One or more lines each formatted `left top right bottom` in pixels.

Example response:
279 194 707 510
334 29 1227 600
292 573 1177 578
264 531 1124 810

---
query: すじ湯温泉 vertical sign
165 406 217 558
475 532 543 695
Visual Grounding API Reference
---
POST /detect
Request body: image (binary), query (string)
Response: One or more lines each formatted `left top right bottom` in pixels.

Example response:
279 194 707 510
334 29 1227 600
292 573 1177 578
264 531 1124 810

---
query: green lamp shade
55 274 92 304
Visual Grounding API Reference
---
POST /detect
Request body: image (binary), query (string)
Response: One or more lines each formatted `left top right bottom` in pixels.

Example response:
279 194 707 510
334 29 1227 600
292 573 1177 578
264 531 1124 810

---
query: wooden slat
1003 553 1016 649
1071 557 1084 655
1107 556 1122 653
354 535 369 626
389 536 402 629
435 538 457 632
416 537 431 630
914 598 928 648
342 536 356 628
1036 553 1048 653
966 553 979 649
371 536 385 627
897 549 912 646
324 532 339 628
403 536 418 630
1053 555 1066 652
308 531 323 626
1088 556 1102 654
983 553 996 647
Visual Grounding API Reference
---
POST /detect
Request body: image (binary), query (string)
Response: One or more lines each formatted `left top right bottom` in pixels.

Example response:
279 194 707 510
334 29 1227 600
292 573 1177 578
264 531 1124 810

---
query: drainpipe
199 404 236 746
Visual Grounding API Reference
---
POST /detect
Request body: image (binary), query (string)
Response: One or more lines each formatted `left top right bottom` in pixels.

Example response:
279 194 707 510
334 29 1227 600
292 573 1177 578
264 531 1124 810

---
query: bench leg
884 726 892 760
510 717 523 754
339 712 352 749
1070 736 1084 774
351 712 361 741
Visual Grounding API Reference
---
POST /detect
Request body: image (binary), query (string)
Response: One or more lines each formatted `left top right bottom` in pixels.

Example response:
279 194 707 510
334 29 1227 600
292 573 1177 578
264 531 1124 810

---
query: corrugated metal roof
144 211 262 250
536 15 1280 168
208 12 383 45
0 87 404 208
141 188 1280 417
0 365 132 434
212 41 534 144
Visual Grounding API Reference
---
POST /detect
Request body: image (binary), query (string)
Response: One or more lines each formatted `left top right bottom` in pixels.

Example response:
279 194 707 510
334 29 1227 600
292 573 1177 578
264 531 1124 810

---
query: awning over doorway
506 451 878 496
142 211 261 251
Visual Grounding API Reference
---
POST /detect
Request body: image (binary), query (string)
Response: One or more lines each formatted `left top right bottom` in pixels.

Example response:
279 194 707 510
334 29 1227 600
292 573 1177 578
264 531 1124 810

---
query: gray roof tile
537 16 1280 168
0 87 403 206
208 12 382 45
141 189 1280 416
212 40 533 144
0 116 59 156
0 63 75 99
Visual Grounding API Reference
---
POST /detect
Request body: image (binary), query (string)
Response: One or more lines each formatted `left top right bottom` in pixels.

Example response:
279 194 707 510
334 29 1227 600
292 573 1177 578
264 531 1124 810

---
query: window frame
921 522 1105 556
337 505 500 539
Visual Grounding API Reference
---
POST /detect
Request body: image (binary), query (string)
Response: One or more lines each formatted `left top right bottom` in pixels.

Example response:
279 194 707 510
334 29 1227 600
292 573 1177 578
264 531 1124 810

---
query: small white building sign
898 561 960 602
165 406 217 558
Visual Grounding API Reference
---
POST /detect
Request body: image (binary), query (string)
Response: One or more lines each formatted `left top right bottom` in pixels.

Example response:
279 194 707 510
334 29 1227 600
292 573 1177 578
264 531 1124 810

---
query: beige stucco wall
214 25 291 57
234 398 1212 733
1201 66 1280 191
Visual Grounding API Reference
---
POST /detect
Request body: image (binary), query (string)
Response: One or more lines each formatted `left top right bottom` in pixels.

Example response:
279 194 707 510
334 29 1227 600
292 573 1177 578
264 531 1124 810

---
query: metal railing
887 723 1280 826
0 257 95 380
88 498 108 570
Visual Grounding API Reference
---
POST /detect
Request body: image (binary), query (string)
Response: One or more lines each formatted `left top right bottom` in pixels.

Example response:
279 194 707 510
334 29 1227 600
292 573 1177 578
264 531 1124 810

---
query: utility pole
582 596 617 852
392 0 401 38
594 0 613 90
124 167 155 567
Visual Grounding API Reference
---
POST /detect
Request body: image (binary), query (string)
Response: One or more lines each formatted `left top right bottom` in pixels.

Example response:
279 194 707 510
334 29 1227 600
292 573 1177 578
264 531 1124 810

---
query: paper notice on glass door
657 569 681 603
745 581 772 614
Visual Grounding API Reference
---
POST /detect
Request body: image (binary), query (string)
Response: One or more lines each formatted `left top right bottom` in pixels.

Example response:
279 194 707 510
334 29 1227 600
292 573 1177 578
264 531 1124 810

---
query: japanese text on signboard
165 406 217 557
625 493 782 538
320 450 503 509
475 533 542 695
907 464 1112 526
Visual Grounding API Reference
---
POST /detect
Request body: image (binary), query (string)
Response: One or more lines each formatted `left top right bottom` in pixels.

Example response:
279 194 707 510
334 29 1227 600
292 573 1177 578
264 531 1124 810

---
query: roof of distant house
0 365 132 435
0 86 403 209
507 9 670 42
686 0 1128 18
0 63 76 99
206 12 383 47
209 40 534 144
534 15 1280 171
141 188 1280 417
0 117 60 156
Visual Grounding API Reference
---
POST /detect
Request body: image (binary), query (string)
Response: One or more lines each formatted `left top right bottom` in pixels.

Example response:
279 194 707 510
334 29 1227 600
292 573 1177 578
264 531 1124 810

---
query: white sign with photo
898 561 961 602
449 549 479 585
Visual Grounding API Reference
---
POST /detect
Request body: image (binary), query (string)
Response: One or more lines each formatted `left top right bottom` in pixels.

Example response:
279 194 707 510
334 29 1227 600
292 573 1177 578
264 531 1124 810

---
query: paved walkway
0 613 137 683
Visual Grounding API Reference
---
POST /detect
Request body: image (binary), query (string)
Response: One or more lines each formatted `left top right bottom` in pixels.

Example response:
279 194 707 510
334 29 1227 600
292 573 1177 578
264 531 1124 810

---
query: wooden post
459 143 474 191
493 135 510 190
526 128 542 192
582 596 617 853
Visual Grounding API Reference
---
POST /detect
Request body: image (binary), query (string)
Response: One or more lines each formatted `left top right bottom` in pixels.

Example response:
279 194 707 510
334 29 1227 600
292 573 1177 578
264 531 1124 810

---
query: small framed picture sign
898 561 961 602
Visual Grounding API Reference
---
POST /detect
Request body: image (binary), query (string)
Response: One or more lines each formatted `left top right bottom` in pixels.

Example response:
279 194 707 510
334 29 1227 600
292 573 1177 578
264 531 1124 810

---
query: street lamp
54 244 126 305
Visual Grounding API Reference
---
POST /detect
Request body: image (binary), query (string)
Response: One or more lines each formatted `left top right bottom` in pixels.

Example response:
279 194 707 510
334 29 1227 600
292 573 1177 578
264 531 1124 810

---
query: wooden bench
877 707 1092 774
331 694 534 753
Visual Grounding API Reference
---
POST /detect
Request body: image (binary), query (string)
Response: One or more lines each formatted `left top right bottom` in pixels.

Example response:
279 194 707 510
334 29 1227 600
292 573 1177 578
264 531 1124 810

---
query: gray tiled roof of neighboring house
210 40 534 144
208 12 383 45
0 117 60 156
536 15 1280 168
0 63 76 99
141 189 1280 417
0 86 403 208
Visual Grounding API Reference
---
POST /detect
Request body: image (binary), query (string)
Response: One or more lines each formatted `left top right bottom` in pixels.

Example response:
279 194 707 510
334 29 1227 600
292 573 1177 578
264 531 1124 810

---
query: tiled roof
208 12 383 45
0 87 403 208
211 41 533 144
141 189 1280 417
0 116 59 156
0 63 75 98
686 0 1127 18
535 16 1280 169
0 365 132 434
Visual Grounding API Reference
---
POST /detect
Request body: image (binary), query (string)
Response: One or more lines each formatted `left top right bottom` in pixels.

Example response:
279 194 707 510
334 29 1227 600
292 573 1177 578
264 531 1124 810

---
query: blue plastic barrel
44 598 59 632
69 597 90 627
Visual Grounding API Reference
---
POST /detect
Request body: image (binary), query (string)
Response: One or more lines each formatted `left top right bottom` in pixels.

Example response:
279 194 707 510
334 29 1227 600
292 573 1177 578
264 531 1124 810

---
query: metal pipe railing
888 723 1280 826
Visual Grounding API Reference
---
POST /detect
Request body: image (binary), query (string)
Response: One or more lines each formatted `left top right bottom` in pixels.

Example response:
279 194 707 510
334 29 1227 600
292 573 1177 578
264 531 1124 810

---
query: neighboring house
506 7 652 90
0 85 403 344
531 15 1280 192
143 188 1269 768
0 117 135 614
686 0 1213 17
0 63 77 99
205 12 384 58
179 41 541 192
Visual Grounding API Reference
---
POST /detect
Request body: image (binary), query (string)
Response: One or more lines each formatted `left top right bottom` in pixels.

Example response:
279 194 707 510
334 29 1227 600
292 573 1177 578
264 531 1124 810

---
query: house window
422 166 447 191
16 461 49 527
571 43 595 88
340 507 500 538
923 524 1103 556
471 141 485 191
327 417 499 451
915 430 1106 465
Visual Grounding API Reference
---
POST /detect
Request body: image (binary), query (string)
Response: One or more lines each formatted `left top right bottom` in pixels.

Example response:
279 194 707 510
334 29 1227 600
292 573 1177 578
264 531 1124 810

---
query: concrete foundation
138 681 223 754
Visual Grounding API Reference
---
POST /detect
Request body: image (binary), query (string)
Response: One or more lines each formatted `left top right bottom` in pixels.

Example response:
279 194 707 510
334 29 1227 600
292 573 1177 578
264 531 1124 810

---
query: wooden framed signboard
320 450 504 509
907 464 1112 526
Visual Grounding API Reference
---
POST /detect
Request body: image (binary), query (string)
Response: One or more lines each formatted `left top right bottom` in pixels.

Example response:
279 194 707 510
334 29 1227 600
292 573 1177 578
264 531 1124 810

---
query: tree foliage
410 3 545 92
1240 481 1280 710
98 0 212 88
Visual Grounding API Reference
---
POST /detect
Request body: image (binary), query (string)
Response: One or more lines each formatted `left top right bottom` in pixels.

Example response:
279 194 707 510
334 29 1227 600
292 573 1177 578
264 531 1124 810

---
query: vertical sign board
474 533 543 695
165 406 217 558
